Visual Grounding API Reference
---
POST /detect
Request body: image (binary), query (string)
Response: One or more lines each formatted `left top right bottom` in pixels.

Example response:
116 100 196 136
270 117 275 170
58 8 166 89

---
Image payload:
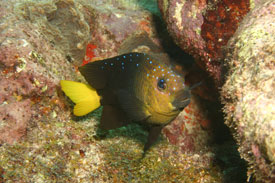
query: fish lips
172 89 191 111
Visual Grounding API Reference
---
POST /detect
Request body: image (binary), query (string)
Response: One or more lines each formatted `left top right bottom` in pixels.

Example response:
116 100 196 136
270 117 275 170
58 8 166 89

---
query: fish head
138 58 191 124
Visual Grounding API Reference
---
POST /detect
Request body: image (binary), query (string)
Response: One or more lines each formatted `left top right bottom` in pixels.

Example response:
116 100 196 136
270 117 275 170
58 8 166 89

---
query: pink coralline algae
158 0 250 87
0 100 32 144
163 95 212 153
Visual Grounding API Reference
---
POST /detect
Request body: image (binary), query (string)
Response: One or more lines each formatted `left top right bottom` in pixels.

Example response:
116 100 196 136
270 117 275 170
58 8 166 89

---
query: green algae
99 123 222 182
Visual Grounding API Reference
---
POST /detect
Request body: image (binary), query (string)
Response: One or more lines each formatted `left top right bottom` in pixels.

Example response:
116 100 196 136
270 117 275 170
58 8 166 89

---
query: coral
221 0 275 182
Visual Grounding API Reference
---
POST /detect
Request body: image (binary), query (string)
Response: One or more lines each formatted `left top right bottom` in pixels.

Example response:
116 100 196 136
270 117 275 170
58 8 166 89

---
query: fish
78 51 191 152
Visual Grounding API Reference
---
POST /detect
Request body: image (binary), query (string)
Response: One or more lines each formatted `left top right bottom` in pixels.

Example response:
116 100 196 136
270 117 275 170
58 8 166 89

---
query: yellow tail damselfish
76 52 191 152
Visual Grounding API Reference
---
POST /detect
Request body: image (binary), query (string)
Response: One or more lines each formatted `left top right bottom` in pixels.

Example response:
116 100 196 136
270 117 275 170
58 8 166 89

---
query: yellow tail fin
60 80 101 116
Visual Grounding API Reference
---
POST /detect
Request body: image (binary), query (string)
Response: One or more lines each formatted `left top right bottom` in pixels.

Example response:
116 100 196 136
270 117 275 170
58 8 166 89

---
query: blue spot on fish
121 62 124 65
147 73 149 77
123 55 126 58
158 66 161 69
122 66 125 70
161 69 164 72
136 63 139 67
110 63 114 66
130 54 132 57
149 61 152 64
153 69 156 71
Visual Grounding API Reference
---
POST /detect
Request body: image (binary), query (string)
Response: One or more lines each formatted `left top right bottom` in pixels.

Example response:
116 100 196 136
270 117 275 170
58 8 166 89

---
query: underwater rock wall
221 0 275 182
158 0 250 87
0 0 90 144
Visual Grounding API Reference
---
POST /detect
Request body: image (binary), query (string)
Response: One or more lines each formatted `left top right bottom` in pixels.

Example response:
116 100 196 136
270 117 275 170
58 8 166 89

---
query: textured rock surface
221 0 275 182
158 0 250 86
82 0 161 60
0 0 85 144
163 95 211 153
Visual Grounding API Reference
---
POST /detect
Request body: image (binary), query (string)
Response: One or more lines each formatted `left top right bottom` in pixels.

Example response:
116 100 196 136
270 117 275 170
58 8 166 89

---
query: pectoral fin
116 89 151 122
100 105 128 130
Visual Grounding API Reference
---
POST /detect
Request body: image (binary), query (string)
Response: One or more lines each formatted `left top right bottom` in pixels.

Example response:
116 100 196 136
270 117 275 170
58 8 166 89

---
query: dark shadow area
203 100 248 183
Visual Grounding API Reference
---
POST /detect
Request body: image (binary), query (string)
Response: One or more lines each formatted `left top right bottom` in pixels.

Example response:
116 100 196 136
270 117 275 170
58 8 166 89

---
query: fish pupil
157 79 166 91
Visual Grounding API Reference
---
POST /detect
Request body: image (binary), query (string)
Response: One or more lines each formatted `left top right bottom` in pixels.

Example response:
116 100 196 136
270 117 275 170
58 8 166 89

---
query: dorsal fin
78 53 144 90
79 61 108 89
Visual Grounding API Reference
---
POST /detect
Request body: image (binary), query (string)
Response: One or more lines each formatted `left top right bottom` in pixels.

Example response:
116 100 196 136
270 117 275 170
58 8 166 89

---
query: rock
82 0 160 60
0 0 89 144
158 0 250 86
163 95 212 153
221 0 275 182
0 100 31 144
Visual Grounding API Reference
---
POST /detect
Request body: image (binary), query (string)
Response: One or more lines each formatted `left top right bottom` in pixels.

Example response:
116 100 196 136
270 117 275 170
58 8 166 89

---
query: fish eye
157 79 166 91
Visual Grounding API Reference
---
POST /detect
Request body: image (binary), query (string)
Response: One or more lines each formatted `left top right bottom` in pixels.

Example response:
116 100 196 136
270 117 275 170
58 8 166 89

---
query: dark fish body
79 52 191 152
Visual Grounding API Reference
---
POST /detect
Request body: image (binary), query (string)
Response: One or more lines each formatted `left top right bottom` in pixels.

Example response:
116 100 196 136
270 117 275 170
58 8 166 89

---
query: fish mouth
172 98 190 111
154 110 180 117
172 89 191 111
